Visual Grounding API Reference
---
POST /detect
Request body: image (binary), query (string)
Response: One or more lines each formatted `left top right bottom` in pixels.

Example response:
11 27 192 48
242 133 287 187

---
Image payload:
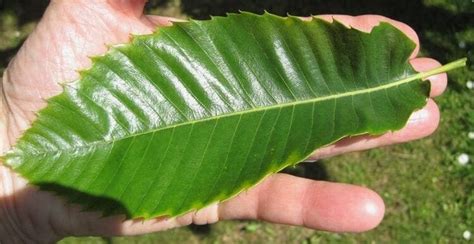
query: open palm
0 0 447 242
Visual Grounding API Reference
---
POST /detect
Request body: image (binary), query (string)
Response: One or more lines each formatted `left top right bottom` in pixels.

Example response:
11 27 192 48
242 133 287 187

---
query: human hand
0 0 447 242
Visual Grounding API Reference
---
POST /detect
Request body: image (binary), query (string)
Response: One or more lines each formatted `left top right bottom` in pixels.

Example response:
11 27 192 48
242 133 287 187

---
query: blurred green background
1 0 473 243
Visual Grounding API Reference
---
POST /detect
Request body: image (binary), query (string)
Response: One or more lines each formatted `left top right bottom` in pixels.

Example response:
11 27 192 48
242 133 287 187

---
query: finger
75 173 384 235
316 15 419 58
310 99 439 160
219 174 385 232
410 58 448 97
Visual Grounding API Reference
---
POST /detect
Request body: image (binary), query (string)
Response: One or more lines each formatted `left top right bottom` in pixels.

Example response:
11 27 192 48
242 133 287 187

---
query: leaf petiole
418 58 467 80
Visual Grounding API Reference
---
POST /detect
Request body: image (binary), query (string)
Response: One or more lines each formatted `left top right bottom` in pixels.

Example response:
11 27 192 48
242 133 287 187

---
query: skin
0 0 448 242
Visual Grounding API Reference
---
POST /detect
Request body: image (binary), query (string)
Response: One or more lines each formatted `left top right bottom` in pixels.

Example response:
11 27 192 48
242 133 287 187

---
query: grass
1 0 472 242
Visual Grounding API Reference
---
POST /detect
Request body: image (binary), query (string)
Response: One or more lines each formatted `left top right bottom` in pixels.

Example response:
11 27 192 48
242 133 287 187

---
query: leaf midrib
11 58 465 157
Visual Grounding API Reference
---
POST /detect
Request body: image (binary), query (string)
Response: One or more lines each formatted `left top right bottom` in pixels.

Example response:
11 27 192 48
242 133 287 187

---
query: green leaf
2 12 466 218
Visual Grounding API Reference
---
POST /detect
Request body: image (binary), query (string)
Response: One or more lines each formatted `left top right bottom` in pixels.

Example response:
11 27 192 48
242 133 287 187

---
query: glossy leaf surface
3 13 465 218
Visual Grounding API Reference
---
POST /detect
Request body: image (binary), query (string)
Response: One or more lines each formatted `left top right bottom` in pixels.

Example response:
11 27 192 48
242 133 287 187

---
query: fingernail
408 108 429 124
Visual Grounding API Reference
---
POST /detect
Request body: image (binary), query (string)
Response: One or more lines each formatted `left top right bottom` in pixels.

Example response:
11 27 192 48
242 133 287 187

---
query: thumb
107 0 147 17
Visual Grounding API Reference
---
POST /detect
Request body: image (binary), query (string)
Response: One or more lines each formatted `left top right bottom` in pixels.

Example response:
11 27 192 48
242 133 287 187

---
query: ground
0 0 472 243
